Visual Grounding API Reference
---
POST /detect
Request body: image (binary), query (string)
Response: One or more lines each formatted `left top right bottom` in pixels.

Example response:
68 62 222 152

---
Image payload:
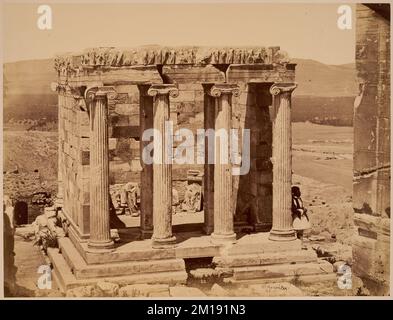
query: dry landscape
292 122 353 245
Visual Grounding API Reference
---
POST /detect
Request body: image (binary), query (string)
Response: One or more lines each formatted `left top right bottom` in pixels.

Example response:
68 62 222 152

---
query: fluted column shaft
148 84 179 248
138 85 154 239
85 87 116 250
269 83 297 241
208 84 239 243
202 85 215 235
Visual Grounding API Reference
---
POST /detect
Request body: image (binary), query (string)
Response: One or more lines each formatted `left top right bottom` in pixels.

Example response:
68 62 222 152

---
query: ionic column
202 84 215 235
269 83 297 241
85 86 117 251
148 84 179 248
138 84 154 239
208 83 239 244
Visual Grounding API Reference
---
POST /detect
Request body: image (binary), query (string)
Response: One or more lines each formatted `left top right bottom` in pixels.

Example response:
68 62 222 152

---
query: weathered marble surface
353 4 390 296
54 46 290 74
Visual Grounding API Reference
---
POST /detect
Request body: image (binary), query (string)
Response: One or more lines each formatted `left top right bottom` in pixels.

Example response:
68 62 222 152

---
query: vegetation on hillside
292 96 354 126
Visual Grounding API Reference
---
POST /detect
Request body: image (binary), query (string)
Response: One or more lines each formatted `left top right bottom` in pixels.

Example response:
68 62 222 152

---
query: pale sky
2 2 356 64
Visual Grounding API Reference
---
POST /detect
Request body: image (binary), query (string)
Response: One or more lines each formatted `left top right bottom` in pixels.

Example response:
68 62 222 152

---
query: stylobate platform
48 229 334 292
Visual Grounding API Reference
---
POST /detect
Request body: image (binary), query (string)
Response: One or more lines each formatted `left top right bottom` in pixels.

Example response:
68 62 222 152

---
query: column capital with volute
269 83 297 97
207 83 240 98
84 86 118 102
147 84 179 98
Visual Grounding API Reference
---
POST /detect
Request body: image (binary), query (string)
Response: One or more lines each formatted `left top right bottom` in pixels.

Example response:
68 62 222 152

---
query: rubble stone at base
66 285 102 297
209 283 230 296
96 281 120 297
119 284 170 297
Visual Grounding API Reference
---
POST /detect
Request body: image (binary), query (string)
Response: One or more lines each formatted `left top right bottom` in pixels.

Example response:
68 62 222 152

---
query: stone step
169 286 207 297
48 248 88 292
76 258 186 280
48 248 187 293
232 260 334 281
66 233 222 265
227 233 303 256
214 250 317 268
224 273 337 285
58 237 87 272
58 237 186 280
247 282 305 297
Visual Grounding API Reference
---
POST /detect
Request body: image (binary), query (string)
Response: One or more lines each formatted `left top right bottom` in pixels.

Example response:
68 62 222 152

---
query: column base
211 232 237 244
87 239 115 252
152 236 177 249
268 229 297 241
203 225 214 235
253 222 272 233
140 228 154 240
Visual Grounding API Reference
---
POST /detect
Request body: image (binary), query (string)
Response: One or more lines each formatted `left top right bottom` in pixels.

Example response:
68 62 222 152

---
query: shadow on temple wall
235 83 273 231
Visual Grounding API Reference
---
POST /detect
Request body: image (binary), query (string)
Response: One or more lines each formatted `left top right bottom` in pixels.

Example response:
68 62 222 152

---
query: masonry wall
108 85 142 185
165 65 223 203
353 4 390 295
59 91 90 235
232 83 273 230
3 171 48 224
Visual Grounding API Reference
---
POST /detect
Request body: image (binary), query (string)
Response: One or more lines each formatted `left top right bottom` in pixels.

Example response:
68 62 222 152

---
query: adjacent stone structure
353 4 391 295
49 46 333 291
3 171 52 224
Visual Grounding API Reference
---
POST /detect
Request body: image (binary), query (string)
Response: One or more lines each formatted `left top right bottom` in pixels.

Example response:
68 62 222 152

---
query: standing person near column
291 186 311 247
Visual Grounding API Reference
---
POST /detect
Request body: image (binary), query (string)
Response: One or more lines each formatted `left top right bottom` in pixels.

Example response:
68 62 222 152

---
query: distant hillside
4 58 56 96
293 59 357 97
292 96 354 126
3 94 57 120
3 57 358 124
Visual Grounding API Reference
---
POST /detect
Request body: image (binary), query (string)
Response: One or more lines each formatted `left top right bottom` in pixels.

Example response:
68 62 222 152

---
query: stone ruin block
353 4 390 295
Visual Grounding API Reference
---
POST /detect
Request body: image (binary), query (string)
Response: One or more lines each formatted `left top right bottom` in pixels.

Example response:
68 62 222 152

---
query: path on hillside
13 236 46 295
9 234 61 297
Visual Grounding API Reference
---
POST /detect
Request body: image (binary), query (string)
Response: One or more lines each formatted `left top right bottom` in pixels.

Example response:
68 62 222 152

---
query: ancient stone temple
49 46 333 291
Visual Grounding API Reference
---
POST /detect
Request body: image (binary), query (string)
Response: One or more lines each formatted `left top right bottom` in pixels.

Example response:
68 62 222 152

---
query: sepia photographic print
1 0 391 300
